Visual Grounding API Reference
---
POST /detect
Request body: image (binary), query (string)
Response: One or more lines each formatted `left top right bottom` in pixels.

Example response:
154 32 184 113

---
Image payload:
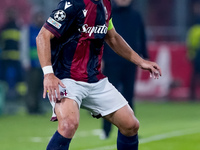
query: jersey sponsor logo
54 10 66 22
47 17 62 29
82 9 88 17
79 24 108 36
64 1 72 10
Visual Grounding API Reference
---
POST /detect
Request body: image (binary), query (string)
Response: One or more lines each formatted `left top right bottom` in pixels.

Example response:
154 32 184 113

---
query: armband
42 65 54 75
108 18 114 31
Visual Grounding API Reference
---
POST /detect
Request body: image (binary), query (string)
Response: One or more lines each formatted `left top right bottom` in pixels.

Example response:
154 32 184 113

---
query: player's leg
122 64 136 109
104 104 139 150
102 62 122 138
102 119 112 139
84 78 138 149
47 98 80 150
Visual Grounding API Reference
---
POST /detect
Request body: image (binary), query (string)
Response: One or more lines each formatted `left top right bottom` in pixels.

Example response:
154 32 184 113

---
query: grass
0 101 200 150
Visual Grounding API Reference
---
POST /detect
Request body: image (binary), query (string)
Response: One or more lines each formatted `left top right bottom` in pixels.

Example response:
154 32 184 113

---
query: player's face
114 0 132 7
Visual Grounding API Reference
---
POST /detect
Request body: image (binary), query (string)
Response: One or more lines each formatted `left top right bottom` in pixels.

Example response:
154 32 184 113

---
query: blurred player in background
0 9 24 100
102 0 149 139
36 0 161 149
21 10 45 114
187 1 200 101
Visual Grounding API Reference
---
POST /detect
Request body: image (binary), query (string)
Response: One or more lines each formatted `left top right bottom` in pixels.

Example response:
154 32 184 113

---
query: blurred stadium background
0 0 200 150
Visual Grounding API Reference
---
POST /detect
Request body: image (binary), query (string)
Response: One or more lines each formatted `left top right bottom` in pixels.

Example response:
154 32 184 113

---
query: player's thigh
55 98 80 130
104 104 139 135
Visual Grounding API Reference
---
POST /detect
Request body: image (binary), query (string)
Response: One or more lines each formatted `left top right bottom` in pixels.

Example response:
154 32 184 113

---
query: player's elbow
105 33 118 46
36 27 54 46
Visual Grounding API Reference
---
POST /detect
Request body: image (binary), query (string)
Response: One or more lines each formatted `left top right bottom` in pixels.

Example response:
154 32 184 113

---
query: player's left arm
105 24 162 78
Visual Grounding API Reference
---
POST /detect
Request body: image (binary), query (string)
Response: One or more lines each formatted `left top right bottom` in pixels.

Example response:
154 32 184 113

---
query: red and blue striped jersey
44 0 112 83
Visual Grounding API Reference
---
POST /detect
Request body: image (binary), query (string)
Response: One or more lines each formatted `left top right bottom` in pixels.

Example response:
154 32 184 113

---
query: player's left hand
43 73 66 102
140 59 162 79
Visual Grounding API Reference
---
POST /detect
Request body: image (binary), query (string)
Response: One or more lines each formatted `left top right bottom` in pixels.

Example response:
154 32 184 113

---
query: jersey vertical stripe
70 0 98 82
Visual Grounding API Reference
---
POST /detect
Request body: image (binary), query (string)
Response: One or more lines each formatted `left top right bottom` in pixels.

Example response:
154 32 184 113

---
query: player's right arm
36 27 65 102
105 21 162 79
36 0 78 101
36 27 53 68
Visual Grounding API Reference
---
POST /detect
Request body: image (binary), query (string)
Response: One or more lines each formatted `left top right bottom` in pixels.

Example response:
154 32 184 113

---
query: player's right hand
43 73 66 102
140 59 162 79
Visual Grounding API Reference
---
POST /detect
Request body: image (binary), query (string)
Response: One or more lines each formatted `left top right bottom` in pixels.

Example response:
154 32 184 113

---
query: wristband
42 65 54 75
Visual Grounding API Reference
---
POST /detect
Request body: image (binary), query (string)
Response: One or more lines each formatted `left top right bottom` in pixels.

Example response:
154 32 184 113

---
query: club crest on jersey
54 10 66 22
60 90 68 97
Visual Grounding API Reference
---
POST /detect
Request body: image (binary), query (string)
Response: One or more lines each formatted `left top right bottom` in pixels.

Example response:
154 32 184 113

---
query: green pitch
0 101 200 150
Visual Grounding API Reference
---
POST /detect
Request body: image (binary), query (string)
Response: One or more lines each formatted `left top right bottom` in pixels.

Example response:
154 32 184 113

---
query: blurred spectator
0 9 25 101
0 0 31 29
101 0 149 139
186 1 200 101
21 10 45 114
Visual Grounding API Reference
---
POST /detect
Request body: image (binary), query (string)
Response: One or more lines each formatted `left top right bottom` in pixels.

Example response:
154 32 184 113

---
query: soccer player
36 0 162 149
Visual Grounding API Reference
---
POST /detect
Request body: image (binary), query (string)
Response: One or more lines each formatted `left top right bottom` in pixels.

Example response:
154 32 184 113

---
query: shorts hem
100 101 128 117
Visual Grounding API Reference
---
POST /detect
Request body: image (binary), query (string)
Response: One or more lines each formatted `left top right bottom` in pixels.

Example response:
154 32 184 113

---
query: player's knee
121 117 139 136
132 118 140 132
59 118 79 137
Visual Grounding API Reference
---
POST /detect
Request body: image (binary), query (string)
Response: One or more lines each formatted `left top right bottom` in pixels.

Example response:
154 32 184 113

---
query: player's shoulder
58 0 85 11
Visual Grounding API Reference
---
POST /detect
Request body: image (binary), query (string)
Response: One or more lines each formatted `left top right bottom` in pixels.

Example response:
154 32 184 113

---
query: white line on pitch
140 129 200 144
26 128 200 150
85 129 200 150
27 129 103 143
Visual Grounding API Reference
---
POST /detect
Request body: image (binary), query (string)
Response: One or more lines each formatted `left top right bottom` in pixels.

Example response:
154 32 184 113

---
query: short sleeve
44 0 77 38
